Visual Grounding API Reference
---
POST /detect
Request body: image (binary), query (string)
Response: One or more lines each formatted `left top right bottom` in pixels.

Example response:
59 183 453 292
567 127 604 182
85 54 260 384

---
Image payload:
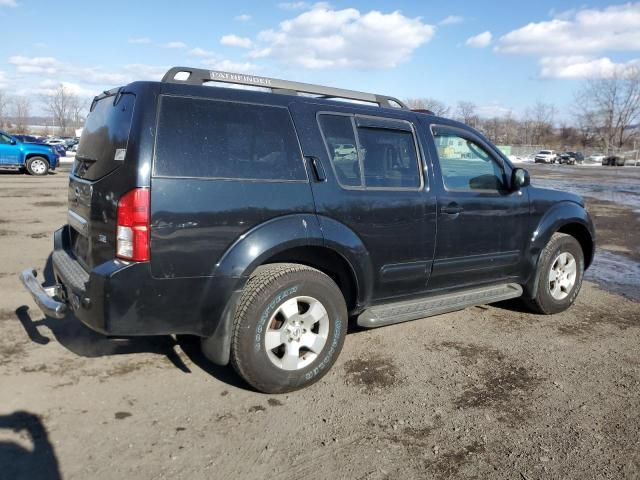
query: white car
534 150 558 164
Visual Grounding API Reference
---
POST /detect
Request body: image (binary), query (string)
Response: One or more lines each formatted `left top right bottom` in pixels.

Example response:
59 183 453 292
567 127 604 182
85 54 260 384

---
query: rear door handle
306 156 326 182
440 203 463 215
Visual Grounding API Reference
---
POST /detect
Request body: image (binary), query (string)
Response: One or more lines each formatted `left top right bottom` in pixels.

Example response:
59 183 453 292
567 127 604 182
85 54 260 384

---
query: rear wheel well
557 223 594 268
260 246 358 312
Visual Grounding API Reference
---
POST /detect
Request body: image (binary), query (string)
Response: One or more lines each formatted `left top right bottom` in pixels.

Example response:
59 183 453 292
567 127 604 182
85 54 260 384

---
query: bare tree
405 97 450 117
41 84 79 136
68 96 89 129
456 101 478 128
0 91 8 129
13 96 30 133
530 101 556 145
576 67 640 152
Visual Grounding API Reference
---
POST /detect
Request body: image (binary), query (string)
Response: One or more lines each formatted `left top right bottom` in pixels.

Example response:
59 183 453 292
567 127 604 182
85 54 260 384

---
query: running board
357 283 523 328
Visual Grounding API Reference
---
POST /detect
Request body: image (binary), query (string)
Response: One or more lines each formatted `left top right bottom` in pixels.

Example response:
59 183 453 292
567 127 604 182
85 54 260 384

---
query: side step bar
357 283 523 328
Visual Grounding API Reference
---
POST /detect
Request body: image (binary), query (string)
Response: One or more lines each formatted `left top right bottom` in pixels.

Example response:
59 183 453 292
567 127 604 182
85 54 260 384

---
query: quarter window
318 114 422 189
433 132 505 191
154 96 306 181
318 115 361 187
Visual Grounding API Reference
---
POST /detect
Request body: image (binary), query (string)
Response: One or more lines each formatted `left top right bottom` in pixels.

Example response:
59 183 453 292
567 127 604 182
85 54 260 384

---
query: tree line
407 67 640 153
0 85 89 136
0 68 638 151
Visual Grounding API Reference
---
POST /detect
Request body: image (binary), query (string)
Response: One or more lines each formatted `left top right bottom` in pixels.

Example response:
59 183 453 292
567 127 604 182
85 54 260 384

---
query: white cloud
439 15 463 26
0 0 18 7
249 5 434 69
466 31 492 48
163 41 187 49
220 34 253 49
8 56 60 74
200 58 258 73
128 37 151 45
497 4 640 79
188 47 216 57
235 14 251 21
278 2 310 10
497 3 640 55
476 103 512 118
539 55 640 79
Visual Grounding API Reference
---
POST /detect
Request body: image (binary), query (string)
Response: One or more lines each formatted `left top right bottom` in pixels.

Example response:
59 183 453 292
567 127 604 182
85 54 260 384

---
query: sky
1 0 639 118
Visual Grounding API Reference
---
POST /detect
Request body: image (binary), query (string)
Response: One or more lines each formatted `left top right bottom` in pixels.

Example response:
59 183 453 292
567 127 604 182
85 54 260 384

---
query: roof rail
161 67 408 110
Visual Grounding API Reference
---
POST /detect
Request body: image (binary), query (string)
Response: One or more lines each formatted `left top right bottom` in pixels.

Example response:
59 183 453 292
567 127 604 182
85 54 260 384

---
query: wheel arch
524 201 595 298
202 214 372 366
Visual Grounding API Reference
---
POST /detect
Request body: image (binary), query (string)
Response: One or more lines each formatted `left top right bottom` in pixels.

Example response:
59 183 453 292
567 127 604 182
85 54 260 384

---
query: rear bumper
20 269 66 319
21 225 242 337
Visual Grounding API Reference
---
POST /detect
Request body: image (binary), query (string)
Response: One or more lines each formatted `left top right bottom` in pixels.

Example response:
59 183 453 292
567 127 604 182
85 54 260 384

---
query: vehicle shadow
175 335 252 391
14 255 191 373
0 411 61 480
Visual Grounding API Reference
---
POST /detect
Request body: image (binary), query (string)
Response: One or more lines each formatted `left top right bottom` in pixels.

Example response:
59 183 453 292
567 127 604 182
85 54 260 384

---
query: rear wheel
229 263 348 393
525 233 584 314
26 156 49 176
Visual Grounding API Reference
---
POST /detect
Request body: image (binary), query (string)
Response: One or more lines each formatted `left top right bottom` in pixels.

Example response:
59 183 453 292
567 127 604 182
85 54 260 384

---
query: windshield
74 92 135 180
539 150 552 154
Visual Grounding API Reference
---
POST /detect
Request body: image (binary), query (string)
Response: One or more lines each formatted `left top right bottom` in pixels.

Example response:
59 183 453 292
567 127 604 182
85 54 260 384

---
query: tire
229 263 348 393
525 233 584 315
26 156 49 176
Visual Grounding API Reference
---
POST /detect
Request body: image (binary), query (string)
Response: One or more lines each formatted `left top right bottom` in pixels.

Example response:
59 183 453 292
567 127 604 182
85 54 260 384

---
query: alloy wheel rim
549 252 577 300
264 296 329 371
31 159 46 174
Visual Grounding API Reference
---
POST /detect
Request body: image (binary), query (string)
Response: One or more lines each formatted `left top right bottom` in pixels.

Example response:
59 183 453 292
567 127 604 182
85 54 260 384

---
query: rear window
74 92 135 180
153 96 306 181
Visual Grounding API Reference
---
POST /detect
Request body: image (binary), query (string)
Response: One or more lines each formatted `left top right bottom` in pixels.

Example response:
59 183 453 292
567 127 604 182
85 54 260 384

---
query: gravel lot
0 164 639 480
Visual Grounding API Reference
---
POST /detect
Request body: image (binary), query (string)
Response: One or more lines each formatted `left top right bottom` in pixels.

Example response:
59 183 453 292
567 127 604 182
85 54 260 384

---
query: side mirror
511 168 530 190
9 138 16 145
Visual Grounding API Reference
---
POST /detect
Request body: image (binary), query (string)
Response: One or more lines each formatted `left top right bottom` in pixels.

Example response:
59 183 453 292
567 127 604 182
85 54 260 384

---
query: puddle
586 250 640 302
532 177 640 210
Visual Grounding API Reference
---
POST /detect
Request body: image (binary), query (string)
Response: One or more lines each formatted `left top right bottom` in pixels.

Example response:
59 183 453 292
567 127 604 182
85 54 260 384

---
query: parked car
558 151 584 165
534 150 558 163
602 155 626 166
42 138 67 157
0 130 59 175
587 154 605 163
20 68 595 393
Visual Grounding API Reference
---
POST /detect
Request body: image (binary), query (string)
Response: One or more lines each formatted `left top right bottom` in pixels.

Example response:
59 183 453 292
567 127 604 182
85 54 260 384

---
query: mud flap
200 290 242 366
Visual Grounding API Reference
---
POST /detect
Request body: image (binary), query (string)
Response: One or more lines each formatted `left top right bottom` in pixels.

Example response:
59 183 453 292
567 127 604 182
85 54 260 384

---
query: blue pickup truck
0 130 59 175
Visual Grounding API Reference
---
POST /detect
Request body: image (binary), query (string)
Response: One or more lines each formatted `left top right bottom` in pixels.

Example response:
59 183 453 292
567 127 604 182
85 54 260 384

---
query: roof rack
161 67 409 110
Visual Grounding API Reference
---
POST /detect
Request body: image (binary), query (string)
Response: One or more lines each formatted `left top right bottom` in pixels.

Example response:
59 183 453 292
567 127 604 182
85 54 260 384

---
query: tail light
116 188 150 261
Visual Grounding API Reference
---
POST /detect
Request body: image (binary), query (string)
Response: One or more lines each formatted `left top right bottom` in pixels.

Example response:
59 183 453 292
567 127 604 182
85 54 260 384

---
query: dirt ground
0 164 639 480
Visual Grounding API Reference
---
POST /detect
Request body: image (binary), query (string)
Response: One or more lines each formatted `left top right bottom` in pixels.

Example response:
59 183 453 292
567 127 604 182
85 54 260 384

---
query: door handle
440 203 463 215
306 156 326 182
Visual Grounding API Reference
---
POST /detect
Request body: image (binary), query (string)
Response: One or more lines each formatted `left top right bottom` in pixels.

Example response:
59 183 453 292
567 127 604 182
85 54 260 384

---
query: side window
318 115 361 187
357 126 421 188
154 96 306 181
318 114 422 189
433 132 505 191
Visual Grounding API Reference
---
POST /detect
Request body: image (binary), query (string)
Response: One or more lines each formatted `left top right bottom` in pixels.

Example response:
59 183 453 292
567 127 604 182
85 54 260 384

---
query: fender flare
524 201 595 298
203 214 373 365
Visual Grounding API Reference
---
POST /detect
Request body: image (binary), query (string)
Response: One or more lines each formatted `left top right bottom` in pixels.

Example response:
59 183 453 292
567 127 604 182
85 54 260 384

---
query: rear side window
318 113 422 190
318 115 360 187
154 96 306 181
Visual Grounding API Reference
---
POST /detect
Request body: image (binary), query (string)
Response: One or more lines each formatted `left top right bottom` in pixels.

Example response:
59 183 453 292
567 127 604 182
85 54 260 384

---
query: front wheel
26 156 49 176
228 263 348 393
525 233 584 314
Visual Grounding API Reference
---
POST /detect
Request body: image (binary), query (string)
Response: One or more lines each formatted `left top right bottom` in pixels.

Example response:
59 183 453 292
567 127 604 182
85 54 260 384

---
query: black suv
559 151 584 165
22 68 595 393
